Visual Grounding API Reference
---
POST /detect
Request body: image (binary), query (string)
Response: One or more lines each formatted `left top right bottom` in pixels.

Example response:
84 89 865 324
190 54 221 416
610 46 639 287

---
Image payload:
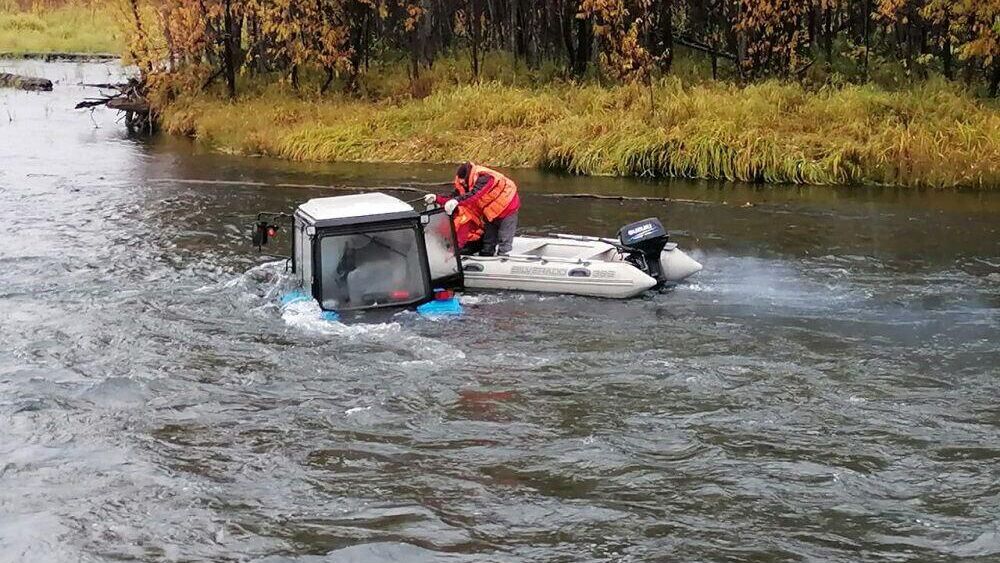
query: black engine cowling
618 218 670 282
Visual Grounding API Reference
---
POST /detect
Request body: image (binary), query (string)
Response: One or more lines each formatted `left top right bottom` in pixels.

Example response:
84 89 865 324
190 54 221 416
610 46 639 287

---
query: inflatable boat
462 231 702 299
252 192 702 315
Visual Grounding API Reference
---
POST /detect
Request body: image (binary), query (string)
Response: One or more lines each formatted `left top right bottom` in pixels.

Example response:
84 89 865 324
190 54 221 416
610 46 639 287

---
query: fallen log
106 97 150 114
0 72 52 91
75 78 155 133
0 51 118 62
674 36 737 62
537 192 712 205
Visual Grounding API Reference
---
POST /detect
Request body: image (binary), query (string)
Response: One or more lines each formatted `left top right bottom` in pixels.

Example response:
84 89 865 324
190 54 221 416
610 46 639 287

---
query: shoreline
160 79 1000 190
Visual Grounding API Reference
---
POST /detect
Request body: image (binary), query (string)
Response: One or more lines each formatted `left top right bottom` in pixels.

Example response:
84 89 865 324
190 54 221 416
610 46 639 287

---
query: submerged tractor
254 192 702 317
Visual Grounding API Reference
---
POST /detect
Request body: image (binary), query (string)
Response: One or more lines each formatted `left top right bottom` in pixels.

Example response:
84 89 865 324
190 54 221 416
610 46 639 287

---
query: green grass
0 1 122 54
160 66 1000 189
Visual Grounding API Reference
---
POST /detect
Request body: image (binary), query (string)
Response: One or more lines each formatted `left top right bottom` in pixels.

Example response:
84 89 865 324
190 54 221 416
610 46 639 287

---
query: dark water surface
2 60 999 562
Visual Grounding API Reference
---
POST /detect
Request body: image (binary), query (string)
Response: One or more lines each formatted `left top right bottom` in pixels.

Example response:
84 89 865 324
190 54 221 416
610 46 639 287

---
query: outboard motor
619 218 670 281
618 217 703 285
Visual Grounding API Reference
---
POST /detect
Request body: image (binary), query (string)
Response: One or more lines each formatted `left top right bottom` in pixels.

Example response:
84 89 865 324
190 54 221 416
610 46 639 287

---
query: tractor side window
318 228 427 310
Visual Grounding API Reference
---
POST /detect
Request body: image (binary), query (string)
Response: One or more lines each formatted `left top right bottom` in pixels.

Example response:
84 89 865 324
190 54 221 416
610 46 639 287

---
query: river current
1 59 998 562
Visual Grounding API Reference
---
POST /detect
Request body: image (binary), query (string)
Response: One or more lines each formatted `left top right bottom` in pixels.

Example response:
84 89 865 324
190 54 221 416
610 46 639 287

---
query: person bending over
425 162 520 256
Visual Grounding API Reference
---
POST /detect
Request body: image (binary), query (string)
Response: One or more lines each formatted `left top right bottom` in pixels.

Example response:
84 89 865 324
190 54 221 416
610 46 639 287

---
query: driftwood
0 52 118 62
76 78 154 132
106 97 151 114
0 72 52 91
537 192 712 205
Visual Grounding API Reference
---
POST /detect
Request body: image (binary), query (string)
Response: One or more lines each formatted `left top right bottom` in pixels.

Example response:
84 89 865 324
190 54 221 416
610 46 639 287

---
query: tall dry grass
160 72 999 189
0 0 121 54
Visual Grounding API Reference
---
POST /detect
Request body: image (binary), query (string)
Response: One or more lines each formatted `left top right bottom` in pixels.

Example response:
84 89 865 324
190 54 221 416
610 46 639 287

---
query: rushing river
1 60 999 563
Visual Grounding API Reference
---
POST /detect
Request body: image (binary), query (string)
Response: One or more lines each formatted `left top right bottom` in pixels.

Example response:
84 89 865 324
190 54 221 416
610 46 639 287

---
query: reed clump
160 73 999 189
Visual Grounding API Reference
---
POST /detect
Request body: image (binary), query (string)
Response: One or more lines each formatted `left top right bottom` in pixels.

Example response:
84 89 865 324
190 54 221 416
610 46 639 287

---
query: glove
444 199 459 215
423 193 437 205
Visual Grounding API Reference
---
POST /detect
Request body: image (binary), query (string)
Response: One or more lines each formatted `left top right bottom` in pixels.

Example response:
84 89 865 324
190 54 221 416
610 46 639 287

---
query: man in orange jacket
424 162 520 256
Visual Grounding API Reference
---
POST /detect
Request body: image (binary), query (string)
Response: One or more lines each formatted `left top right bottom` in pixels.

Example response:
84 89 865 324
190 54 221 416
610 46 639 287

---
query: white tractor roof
296 192 417 227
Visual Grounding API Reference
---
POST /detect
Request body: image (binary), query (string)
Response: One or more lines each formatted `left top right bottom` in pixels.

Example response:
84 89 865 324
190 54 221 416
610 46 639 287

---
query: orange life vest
453 164 518 222
452 205 484 248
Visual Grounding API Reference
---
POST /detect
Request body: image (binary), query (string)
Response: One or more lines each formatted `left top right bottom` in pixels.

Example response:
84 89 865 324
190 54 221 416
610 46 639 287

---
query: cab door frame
419 207 464 290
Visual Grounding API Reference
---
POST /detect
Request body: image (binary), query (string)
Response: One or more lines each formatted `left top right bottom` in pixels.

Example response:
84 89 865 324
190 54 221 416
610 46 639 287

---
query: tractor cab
256 193 462 313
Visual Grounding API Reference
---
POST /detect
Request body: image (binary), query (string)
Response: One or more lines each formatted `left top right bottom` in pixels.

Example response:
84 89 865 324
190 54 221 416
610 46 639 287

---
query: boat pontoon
461 220 702 299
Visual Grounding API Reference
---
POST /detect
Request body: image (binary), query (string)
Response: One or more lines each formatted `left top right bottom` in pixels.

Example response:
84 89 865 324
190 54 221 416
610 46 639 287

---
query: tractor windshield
317 227 428 311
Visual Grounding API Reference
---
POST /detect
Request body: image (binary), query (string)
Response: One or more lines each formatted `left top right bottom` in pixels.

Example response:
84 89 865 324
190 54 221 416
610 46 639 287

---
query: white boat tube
461 234 702 299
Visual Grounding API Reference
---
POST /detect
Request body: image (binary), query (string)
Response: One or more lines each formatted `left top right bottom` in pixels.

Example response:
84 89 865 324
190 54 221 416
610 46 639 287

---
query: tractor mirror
252 221 269 249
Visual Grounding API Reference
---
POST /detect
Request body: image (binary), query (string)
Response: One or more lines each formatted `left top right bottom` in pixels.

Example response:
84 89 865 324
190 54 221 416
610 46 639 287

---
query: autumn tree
120 0 1000 99
580 0 654 81
924 0 1000 95
735 0 812 78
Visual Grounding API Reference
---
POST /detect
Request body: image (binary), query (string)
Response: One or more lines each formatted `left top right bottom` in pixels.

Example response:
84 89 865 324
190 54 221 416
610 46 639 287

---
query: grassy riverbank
0 1 121 55
6 2 999 189
163 73 999 189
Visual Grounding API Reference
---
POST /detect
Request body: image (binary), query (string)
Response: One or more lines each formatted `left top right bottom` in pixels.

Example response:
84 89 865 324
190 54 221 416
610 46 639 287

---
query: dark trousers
480 211 518 255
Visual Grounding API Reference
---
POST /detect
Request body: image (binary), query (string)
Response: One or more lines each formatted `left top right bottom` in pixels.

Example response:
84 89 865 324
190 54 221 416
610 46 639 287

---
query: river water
1 60 999 562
